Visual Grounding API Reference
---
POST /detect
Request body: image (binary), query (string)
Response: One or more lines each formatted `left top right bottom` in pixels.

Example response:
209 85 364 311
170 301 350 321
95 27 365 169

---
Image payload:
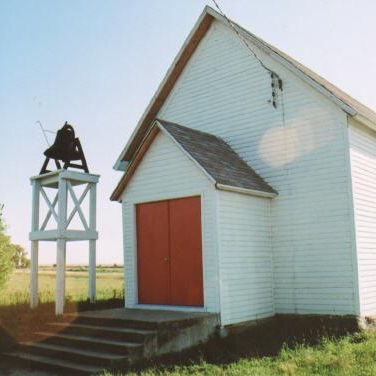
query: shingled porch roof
111 119 277 201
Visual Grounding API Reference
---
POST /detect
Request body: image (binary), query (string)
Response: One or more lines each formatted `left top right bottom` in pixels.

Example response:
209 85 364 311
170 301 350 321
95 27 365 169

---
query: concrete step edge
63 313 158 328
47 322 156 335
20 341 127 361
34 332 143 347
5 351 105 374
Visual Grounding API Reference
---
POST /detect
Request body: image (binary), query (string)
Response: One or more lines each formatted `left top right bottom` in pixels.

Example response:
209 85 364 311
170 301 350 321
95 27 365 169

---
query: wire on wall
211 0 283 108
212 0 296 308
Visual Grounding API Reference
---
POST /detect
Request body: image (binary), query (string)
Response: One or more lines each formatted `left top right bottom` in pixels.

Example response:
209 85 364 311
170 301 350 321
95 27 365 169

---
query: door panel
136 201 170 304
136 196 203 307
169 197 203 306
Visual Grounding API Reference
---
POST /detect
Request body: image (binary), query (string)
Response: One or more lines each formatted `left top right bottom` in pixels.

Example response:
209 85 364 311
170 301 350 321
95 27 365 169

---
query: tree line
0 204 30 290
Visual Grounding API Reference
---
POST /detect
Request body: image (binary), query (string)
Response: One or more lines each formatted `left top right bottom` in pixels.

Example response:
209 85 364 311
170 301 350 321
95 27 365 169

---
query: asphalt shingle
158 119 277 195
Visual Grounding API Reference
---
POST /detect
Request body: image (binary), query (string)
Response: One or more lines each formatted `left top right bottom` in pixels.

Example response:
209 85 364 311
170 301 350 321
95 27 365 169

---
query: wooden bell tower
30 169 99 315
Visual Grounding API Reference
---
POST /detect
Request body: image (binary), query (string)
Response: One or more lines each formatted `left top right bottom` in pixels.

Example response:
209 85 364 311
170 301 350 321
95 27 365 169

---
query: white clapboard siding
217 190 274 325
121 132 219 313
159 20 358 315
349 120 376 316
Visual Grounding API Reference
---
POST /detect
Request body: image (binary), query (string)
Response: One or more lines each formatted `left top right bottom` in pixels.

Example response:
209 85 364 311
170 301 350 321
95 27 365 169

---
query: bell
44 122 81 162
40 122 89 174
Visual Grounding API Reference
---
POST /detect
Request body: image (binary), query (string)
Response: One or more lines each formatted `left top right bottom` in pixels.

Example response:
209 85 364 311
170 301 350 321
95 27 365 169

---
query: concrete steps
64 313 158 331
34 331 143 355
4 351 106 375
3 308 219 375
46 322 156 342
19 341 127 366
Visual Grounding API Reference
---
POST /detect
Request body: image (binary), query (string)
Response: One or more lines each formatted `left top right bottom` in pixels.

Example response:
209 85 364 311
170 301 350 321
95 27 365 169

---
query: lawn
2 268 376 376
98 331 376 376
0 266 124 348
0 266 124 305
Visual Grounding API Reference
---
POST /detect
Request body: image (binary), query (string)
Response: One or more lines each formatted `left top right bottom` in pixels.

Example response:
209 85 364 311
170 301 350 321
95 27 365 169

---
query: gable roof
159 120 277 196
114 5 376 169
111 120 277 201
230 14 376 126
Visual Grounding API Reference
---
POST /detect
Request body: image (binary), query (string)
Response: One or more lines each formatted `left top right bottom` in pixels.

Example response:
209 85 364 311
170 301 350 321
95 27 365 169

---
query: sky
1 0 376 265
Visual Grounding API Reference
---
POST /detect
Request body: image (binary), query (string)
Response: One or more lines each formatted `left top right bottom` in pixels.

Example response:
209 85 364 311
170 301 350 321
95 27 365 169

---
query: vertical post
56 175 68 315
56 239 66 315
89 240 96 302
30 180 40 309
88 183 97 302
30 241 39 308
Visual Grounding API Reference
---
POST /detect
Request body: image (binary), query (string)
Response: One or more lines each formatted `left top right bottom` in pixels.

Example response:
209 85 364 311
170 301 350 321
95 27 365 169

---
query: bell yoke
40 122 89 174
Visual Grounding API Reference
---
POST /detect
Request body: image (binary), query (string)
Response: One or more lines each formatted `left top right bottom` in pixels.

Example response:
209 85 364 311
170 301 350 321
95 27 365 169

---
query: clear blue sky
1 0 375 265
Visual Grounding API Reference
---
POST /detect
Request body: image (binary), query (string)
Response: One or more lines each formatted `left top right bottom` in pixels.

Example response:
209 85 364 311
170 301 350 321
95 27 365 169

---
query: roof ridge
207 5 376 123
114 5 376 170
156 118 224 140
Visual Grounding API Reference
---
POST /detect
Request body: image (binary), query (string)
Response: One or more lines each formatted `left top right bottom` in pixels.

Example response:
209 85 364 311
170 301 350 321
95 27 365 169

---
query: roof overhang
353 113 376 133
113 6 376 172
111 123 160 201
111 119 278 201
114 7 215 170
215 183 277 198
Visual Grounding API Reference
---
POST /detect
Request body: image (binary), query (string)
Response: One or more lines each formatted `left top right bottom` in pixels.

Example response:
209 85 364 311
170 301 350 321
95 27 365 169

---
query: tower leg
89 239 96 303
56 239 66 315
30 240 39 309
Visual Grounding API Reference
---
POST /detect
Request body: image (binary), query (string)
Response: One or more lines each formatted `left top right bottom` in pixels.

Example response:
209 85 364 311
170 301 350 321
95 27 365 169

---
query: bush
0 205 16 290
12 244 30 269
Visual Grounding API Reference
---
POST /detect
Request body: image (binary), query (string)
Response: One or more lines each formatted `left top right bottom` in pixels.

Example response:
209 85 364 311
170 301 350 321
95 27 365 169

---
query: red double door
136 196 203 306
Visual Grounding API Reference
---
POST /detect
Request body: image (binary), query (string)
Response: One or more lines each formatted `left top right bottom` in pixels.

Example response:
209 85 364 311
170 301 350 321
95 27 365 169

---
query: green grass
0 267 124 305
0 266 124 348
101 331 376 376
2 269 376 375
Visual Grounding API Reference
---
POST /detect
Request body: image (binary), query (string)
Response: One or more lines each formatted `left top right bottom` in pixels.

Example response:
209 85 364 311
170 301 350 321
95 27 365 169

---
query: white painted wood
121 132 220 313
60 170 99 184
40 187 59 224
215 183 276 198
56 238 66 315
159 20 357 316
30 180 40 309
89 182 97 302
30 169 99 188
157 121 216 185
40 192 58 231
89 183 97 230
214 191 224 325
31 181 40 232
31 171 99 242
349 120 376 316
342 121 360 317
217 190 274 325
58 174 68 237
354 114 376 134
29 229 98 241
115 8 211 164
30 170 99 313
203 6 358 118
30 240 39 309
67 181 89 231
89 239 96 303
114 18 374 323
66 182 90 230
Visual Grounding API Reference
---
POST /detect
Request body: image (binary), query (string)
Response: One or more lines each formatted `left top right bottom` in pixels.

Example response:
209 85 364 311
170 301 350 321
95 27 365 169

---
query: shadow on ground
0 299 124 375
0 306 361 375
0 298 123 351
133 315 360 371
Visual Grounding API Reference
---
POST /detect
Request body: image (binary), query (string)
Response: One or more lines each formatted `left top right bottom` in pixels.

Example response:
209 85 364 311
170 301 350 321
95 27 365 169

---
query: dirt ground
0 365 57 376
